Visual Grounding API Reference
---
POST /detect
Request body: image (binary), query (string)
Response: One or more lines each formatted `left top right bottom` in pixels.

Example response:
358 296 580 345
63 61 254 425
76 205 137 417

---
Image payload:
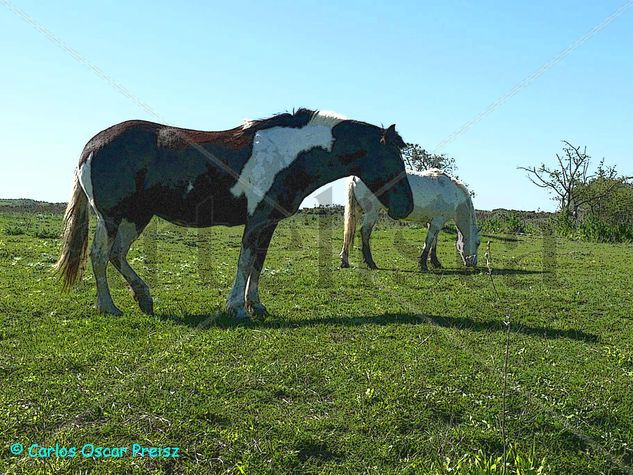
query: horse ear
382 124 406 149
380 124 397 145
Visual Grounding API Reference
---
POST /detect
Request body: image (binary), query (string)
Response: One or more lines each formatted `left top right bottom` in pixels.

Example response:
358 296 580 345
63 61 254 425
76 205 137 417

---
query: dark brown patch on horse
79 120 159 166
339 150 368 162
156 125 249 150
134 168 147 191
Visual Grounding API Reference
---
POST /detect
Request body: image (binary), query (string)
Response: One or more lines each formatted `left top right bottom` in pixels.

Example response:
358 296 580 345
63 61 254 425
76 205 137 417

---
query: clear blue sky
1 0 631 211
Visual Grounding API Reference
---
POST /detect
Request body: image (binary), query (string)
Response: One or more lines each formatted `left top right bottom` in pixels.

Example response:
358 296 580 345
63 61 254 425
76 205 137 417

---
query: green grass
0 210 632 474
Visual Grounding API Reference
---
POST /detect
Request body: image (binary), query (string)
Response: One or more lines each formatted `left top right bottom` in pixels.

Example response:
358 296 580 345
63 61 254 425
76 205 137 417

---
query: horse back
406 172 469 221
81 120 252 227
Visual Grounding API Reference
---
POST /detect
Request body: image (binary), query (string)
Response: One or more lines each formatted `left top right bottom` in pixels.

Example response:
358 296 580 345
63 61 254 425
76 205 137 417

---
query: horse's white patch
231 111 346 215
77 152 103 219
116 219 139 245
227 247 252 307
186 181 193 194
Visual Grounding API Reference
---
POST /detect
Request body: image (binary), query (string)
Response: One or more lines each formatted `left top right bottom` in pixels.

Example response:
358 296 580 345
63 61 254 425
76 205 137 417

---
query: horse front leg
227 236 258 320
246 222 277 318
340 248 350 268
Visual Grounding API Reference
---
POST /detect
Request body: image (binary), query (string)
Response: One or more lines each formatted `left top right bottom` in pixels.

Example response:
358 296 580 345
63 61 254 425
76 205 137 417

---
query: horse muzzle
387 195 414 220
464 255 478 267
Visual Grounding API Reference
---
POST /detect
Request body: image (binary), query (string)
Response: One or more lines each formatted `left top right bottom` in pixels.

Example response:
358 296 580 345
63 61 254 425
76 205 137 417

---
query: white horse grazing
340 169 480 271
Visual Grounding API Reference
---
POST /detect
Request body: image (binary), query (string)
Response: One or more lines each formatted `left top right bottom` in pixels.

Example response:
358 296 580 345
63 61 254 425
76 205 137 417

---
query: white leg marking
91 218 121 315
246 270 260 305
227 247 254 317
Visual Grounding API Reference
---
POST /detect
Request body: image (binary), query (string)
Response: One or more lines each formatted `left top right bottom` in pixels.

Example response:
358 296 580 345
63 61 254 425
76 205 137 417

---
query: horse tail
341 177 361 261
55 171 89 290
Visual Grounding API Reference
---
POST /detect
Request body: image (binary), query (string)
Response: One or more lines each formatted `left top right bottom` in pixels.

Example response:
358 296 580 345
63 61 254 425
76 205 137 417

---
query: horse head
456 224 480 267
353 123 413 220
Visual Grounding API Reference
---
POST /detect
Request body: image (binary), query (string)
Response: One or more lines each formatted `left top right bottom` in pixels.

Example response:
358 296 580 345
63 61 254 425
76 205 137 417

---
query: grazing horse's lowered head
456 222 480 267
56 108 413 319
453 186 480 267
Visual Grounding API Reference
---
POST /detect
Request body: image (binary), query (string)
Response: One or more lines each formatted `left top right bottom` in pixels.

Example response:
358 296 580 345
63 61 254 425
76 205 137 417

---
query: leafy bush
557 213 633 243
34 228 60 239
4 225 25 236
478 211 536 235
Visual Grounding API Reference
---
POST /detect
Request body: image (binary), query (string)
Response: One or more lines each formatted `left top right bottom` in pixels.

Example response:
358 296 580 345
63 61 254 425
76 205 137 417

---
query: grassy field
0 208 632 474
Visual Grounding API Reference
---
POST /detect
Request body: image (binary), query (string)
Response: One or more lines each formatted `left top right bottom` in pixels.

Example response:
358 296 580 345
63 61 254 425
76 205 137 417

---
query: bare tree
518 141 625 220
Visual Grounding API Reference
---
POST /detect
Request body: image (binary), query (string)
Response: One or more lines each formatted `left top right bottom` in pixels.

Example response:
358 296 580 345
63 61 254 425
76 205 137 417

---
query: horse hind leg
429 234 443 268
418 237 430 271
91 217 122 315
109 219 154 315
419 219 444 272
430 218 447 268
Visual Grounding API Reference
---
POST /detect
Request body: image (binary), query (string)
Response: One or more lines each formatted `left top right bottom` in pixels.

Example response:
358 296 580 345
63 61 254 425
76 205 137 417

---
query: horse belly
153 184 248 227
147 147 249 227
405 200 446 223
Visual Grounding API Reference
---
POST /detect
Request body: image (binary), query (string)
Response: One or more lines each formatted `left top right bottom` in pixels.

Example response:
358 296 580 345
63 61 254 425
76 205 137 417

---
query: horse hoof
97 304 123 316
367 263 378 270
340 261 350 268
138 297 154 315
249 303 269 319
227 305 250 321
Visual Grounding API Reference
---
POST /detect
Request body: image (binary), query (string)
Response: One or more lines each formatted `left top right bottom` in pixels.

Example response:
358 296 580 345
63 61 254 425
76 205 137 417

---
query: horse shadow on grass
375 267 547 276
480 233 522 243
158 311 598 343
441 229 522 243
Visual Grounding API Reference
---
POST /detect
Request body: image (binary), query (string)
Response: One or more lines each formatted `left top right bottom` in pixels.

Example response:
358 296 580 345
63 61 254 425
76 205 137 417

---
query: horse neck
454 191 476 238
282 149 358 211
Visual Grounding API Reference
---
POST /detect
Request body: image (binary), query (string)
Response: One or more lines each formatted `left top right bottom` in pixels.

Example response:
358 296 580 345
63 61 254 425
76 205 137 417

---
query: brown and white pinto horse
56 109 413 319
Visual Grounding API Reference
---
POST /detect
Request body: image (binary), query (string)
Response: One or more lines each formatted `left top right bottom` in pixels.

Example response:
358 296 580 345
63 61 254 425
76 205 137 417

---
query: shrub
34 229 60 239
4 226 25 236
556 212 633 243
478 211 535 235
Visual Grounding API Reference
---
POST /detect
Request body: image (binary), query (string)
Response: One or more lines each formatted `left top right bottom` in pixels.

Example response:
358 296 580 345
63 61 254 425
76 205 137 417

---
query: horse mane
239 108 347 135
